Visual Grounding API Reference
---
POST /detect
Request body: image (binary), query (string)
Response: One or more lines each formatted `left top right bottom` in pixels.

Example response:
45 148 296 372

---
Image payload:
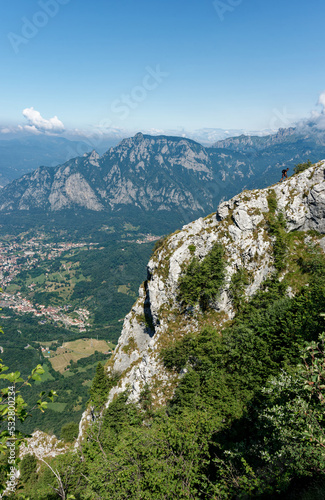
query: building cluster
0 291 91 330
135 233 161 244
0 235 94 331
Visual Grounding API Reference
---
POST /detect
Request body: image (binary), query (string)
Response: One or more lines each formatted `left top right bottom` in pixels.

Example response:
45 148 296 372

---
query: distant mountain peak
83 150 100 166
1 129 325 223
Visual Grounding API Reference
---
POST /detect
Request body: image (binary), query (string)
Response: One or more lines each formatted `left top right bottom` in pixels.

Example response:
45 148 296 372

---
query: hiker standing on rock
280 168 289 181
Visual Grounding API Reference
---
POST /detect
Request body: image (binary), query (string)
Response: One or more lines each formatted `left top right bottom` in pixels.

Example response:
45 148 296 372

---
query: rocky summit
79 159 325 434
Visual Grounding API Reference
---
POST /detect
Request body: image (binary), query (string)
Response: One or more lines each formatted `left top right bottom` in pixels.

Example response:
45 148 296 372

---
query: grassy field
49 338 112 373
47 402 67 412
27 261 90 301
35 363 55 384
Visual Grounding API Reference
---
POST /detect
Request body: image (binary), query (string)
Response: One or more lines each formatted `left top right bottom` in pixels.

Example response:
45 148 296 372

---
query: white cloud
22 107 65 134
295 91 325 133
1 128 11 134
23 125 42 134
317 91 325 110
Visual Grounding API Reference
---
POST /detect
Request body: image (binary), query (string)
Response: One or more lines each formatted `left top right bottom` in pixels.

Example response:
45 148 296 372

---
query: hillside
93 159 325 406
9 160 325 499
77 160 325 499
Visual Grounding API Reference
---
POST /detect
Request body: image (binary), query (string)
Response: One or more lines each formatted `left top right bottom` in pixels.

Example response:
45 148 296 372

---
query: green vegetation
177 242 225 310
294 159 313 175
6 191 325 497
6 238 153 343
0 359 57 495
229 267 250 311
267 190 289 271
18 234 324 499
0 307 113 436
89 362 110 410
188 244 196 254
19 330 325 499
60 422 79 443
15 352 111 436
267 188 278 213
0 229 153 437
268 211 288 271
19 454 38 485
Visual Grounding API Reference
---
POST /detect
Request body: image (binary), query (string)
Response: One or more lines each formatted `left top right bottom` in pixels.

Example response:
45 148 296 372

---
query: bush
294 160 313 175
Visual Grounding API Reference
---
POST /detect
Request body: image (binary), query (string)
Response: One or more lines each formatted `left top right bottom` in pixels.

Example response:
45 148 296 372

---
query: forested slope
15 161 325 499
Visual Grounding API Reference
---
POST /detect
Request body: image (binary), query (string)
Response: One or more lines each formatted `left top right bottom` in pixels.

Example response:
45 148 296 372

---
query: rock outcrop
19 431 69 460
79 160 325 436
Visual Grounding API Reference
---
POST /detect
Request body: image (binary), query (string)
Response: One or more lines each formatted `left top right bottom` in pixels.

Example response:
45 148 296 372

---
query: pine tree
89 362 109 409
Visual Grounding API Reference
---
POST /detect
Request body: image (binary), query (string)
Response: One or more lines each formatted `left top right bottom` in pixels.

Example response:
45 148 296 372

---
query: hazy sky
1 0 325 136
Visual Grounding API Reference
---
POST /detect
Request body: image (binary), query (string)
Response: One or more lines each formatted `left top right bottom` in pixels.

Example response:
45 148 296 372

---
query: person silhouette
280 168 289 181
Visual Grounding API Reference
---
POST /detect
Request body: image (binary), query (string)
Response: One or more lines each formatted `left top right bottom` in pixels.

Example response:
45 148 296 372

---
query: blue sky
1 0 325 138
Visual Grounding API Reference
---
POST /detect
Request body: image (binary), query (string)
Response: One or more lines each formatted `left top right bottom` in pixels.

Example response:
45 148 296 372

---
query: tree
0 360 57 494
177 243 225 311
294 159 313 175
20 453 37 484
0 313 57 494
61 422 79 443
215 332 325 497
89 362 109 410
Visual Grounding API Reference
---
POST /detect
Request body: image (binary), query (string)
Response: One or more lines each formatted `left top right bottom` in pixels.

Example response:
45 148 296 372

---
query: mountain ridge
77 159 325 422
2 129 325 228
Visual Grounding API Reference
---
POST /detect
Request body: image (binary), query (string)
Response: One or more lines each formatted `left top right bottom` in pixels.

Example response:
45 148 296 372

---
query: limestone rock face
77 161 325 439
19 431 69 460
0 134 217 215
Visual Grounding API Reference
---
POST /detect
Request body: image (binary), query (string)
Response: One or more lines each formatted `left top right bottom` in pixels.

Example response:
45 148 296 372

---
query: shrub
293 160 313 175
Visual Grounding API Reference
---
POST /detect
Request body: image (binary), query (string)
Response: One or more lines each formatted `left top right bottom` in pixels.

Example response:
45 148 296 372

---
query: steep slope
79 159 325 433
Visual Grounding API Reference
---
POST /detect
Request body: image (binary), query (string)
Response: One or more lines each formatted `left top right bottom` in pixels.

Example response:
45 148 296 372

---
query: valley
0 226 159 436
1 130 325 441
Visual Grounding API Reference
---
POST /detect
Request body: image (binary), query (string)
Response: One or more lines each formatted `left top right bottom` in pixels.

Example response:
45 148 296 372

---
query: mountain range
0 135 120 188
1 127 325 232
7 149 325 498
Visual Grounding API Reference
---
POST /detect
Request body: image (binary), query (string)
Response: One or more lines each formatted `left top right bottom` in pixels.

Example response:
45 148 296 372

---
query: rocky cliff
79 160 325 435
